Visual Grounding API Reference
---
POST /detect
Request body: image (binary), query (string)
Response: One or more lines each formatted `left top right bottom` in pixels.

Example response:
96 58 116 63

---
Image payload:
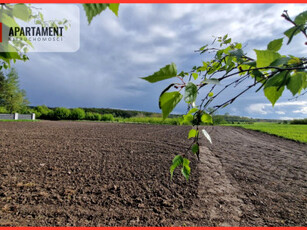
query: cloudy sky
13 4 307 120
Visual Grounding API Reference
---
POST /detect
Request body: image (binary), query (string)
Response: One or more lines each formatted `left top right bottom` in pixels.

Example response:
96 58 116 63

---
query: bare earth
0 121 306 226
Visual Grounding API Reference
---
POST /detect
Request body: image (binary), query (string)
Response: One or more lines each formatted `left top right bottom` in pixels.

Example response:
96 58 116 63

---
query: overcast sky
13 4 307 120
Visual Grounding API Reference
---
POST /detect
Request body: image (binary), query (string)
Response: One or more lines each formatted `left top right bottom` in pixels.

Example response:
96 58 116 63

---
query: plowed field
0 121 306 226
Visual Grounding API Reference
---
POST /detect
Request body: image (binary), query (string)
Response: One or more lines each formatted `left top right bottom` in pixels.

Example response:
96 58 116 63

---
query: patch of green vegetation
115 116 181 125
227 122 307 143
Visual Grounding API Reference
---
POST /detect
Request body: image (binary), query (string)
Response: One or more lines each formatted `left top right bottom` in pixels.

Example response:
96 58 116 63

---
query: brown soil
0 121 306 226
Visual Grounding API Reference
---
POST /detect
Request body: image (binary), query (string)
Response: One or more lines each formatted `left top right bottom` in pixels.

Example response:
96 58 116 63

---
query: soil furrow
0 121 306 226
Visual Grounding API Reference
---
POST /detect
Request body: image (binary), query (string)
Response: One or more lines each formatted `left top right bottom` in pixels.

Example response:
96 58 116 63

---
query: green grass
227 122 307 143
115 116 182 125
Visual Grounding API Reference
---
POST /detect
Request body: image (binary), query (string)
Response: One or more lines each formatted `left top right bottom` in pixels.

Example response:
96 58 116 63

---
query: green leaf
191 143 199 154
235 43 242 49
182 114 194 124
303 74 307 90
201 113 213 124
182 158 190 167
159 92 182 120
202 128 212 144
264 86 284 106
178 71 188 77
229 49 244 59
0 13 33 50
83 4 109 24
181 158 190 180
188 129 198 139
170 155 183 179
294 10 307 25
208 92 214 97
142 63 177 83
108 3 120 16
244 61 256 67
284 26 302 45
288 57 302 65
287 72 306 96
187 108 198 114
199 45 208 51
13 4 32 22
224 38 231 44
158 84 175 109
192 73 198 80
270 57 291 67
267 38 283 52
184 82 197 104
264 71 289 89
39 12 44 22
202 78 220 85
254 49 281 68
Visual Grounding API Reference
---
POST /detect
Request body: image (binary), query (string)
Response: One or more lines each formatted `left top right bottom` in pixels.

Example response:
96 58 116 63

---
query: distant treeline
290 118 307 125
18 106 289 125
212 114 280 125
26 106 181 124
82 108 153 118
29 106 180 119
32 106 115 121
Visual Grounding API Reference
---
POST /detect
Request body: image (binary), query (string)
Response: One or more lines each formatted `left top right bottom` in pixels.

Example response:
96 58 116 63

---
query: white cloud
275 101 307 107
279 117 295 120
293 107 307 114
150 25 177 39
246 103 268 115
246 101 307 118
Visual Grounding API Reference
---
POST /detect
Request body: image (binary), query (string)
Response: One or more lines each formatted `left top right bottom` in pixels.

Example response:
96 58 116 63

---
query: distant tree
290 118 307 124
212 115 228 125
85 112 102 121
0 106 8 114
34 105 52 119
0 68 29 113
53 107 71 120
70 108 86 120
101 113 115 121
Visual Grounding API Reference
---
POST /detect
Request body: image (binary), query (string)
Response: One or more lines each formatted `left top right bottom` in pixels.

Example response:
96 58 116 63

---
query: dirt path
0 122 306 226
196 126 307 226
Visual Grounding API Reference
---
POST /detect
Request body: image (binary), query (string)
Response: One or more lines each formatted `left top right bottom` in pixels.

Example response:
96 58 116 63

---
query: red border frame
1 0 307 3
0 1 306 229
0 227 307 229
0 23 2 43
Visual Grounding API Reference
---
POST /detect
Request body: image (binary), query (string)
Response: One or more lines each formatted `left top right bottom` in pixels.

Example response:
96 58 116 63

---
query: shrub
18 107 32 114
53 107 71 120
35 105 52 119
85 112 94 120
290 118 307 125
212 115 228 125
70 108 86 120
92 113 102 121
47 110 54 120
85 112 101 121
101 113 115 121
34 111 42 118
0 107 8 114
